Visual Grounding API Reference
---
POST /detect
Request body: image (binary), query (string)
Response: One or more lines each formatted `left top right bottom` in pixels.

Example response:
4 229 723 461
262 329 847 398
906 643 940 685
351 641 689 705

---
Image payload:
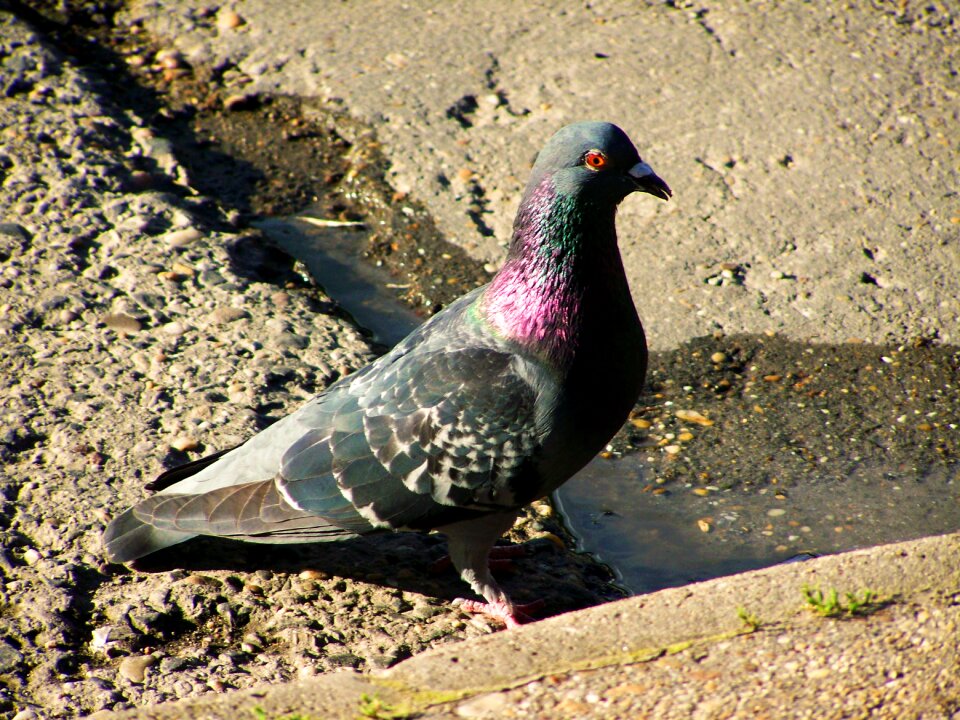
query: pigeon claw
453 598 546 629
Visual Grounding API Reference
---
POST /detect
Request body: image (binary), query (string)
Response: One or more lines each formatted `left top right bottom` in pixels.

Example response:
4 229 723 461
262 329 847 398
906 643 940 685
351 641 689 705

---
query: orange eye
584 151 607 169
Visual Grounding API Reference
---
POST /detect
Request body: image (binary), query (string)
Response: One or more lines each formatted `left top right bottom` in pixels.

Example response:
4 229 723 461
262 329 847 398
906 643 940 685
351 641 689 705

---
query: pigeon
103 121 671 628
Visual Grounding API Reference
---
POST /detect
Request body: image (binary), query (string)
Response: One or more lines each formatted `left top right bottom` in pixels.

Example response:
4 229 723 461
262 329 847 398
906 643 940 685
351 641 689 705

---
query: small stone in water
710 352 727 363
675 409 714 426
697 519 712 532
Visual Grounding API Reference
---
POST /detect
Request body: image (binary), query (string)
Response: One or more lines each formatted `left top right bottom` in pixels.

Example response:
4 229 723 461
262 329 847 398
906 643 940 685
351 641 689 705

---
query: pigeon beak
628 161 672 201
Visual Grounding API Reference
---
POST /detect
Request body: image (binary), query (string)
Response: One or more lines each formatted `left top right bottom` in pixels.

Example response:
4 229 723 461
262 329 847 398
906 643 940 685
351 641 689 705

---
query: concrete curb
102 531 960 719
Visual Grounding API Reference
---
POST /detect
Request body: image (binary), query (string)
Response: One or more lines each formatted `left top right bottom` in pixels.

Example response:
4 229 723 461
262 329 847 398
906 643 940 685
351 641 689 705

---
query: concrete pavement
127 0 959 349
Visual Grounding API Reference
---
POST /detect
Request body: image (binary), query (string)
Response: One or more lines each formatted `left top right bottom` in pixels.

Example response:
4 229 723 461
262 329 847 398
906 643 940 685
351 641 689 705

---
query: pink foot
453 598 546 629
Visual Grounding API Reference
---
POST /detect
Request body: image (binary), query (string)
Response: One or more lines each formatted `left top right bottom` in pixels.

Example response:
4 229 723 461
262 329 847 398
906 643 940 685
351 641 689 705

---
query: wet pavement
561 455 959 594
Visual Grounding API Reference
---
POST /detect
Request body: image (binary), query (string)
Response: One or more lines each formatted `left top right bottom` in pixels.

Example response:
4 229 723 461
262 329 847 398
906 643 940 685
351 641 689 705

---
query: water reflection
256 214 422 346
556 455 959 594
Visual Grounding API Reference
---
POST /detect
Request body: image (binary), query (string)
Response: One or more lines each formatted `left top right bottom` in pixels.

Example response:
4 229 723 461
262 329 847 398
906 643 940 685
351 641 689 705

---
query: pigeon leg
440 512 543 628
453 598 545 629
429 542 528 575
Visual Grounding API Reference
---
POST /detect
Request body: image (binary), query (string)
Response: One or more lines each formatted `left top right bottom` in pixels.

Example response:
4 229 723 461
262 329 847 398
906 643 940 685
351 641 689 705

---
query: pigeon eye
584 151 607 170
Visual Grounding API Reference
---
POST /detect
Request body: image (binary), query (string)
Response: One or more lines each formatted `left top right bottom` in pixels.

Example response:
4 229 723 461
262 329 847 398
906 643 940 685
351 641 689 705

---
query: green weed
802 585 883 618
737 606 761 631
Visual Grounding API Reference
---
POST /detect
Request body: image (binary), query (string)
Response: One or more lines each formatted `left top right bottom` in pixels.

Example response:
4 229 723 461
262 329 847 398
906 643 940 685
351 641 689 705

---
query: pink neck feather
481 259 582 351
479 178 587 360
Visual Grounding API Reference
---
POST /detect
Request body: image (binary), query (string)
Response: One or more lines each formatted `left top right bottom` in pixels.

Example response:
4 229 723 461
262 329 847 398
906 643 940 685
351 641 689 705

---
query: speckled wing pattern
279 347 541 531
124 344 541 544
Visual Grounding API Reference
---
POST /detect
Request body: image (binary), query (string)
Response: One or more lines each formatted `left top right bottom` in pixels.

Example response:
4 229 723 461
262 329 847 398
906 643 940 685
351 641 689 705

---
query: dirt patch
616 334 960 491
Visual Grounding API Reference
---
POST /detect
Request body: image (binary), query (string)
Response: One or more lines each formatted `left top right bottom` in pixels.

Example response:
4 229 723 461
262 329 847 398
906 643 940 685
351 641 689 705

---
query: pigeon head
481 122 669 362
526 121 672 205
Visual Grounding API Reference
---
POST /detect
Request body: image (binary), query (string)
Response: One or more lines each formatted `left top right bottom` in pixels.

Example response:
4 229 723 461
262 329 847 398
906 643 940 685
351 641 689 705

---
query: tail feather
102 507 196 564
103 479 362 564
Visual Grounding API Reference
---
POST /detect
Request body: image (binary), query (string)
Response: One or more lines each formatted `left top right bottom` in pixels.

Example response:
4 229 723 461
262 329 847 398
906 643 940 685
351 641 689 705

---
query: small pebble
223 93 259 112
170 436 200 452
216 9 245 30
162 321 189 336
162 67 190 82
456 692 508 717
710 352 727 363
103 313 142 334
183 574 221 587
384 52 409 69
164 227 202 247
118 655 156 684
211 306 248 323
767 508 787 517
674 409 714 426
298 569 328 581
128 170 154 190
533 502 554 517
697 519 712 532
157 270 187 282
155 49 184 69
22 548 41 566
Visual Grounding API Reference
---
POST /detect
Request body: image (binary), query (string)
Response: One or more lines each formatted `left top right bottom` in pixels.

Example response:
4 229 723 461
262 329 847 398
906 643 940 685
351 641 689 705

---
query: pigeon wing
119 346 542 549
277 346 543 533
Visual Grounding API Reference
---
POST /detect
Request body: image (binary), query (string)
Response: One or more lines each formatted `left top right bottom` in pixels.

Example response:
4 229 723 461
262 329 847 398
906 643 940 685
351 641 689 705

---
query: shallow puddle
256 214 423 347
557 456 959 594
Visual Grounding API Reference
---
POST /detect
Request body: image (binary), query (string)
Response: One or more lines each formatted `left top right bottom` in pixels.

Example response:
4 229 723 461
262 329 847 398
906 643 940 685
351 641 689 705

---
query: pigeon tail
102 507 196 564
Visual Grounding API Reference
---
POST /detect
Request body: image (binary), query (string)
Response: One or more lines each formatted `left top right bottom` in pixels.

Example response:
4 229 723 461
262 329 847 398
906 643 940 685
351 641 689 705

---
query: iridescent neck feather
480 175 619 362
